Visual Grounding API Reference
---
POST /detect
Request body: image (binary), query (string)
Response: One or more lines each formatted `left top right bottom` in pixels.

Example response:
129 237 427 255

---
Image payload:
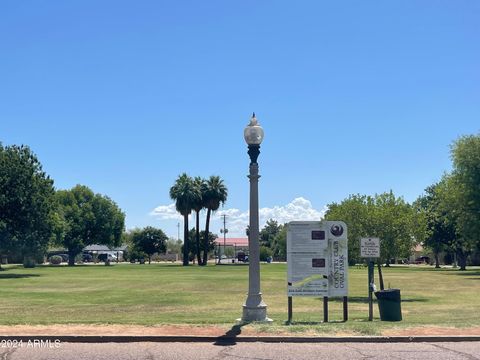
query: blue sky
1 1 479 239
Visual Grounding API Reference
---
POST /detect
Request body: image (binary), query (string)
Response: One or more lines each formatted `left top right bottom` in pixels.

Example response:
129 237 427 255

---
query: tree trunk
434 252 440 269
457 250 467 271
377 261 384 290
183 214 189 266
202 208 211 266
148 255 151 264
23 255 36 268
385 258 390 267
195 210 202 266
68 249 76 266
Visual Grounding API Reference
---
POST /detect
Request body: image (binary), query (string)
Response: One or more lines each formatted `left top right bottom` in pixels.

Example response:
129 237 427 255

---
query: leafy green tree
166 237 183 255
415 179 456 268
0 144 57 267
130 226 167 264
326 191 426 266
125 243 146 263
374 191 426 266
449 134 480 270
201 176 228 266
185 228 217 263
271 225 287 261
169 173 201 266
325 194 377 265
122 229 142 262
259 246 273 261
260 219 282 248
55 185 125 266
224 247 234 257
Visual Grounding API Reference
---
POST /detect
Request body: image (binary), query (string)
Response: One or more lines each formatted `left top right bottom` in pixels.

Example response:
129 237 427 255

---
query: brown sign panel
311 231 326 240
312 258 326 268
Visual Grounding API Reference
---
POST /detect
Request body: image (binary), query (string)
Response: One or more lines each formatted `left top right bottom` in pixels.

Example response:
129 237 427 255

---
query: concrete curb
1 335 479 343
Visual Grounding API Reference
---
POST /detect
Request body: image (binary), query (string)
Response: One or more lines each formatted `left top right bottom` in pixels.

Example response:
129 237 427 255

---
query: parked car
58 254 69 263
98 253 117 262
415 256 430 264
82 253 93 262
237 252 246 262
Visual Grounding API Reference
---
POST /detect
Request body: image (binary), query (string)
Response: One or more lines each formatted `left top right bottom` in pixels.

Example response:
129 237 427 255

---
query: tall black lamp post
240 113 272 323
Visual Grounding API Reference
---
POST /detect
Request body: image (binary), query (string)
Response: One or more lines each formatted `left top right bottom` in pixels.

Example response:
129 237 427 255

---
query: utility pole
177 222 180 242
220 214 228 264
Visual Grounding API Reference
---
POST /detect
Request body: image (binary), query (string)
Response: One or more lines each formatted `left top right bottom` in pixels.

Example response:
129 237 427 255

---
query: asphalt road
1 341 479 360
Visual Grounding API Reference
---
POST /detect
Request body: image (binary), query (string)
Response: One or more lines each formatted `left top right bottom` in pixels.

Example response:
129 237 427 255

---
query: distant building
214 237 249 257
83 244 128 261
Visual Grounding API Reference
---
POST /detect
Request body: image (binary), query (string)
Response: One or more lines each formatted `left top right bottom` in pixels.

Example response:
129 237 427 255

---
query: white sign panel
287 221 348 297
360 237 380 258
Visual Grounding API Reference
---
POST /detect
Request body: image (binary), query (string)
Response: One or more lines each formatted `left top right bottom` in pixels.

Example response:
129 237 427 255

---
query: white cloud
217 197 326 236
151 197 325 237
260 197 325 223
150 203 182 220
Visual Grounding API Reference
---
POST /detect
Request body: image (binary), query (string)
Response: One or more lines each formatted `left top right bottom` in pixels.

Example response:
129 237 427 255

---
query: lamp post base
237 295 273 323
239 306 273 324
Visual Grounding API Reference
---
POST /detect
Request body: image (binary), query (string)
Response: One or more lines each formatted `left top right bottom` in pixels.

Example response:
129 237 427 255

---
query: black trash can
374 289 402 321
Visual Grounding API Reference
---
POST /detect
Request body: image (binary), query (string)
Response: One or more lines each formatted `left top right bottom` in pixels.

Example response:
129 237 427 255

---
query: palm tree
169 173 201 266
202 176 228 266
192 176 206 265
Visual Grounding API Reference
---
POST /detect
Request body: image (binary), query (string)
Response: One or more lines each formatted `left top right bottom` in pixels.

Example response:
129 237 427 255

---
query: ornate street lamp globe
244 113 264 145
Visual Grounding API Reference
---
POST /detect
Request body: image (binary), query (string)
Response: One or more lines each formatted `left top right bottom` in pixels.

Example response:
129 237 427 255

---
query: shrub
260 246 273 262
23 256 36 268
49 255 62 265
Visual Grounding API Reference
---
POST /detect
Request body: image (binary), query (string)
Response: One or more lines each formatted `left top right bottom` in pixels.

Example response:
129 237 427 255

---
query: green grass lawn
0 263 479 335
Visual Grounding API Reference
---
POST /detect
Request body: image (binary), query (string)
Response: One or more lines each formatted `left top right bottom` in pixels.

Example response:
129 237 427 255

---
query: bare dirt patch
1 324 479 338
0 324 273 337
382 326 480 336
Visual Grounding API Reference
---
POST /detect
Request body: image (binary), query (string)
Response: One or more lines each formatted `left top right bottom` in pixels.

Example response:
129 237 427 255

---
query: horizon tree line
2 132 479 270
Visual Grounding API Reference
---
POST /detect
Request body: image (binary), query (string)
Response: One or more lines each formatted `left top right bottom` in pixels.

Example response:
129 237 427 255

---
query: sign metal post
361 238 380 322
323 296 328 323
368 259 374 321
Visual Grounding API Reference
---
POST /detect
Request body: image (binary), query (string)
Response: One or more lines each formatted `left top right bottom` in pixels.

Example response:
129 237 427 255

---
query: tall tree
449 134 480 270
201 176 228 266
373 191 426 266
260 219 282 248
169 173 201 266
131 226 167 264
166 237 183 255
271 224 287 261
325 194 377 265
415 180 456 268
326 191 426 266
0 144 56 267
192 177 206 265
55 185 125 266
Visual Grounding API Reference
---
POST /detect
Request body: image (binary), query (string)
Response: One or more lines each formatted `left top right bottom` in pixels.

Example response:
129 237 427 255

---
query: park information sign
360 237 380 258
287 221 348 297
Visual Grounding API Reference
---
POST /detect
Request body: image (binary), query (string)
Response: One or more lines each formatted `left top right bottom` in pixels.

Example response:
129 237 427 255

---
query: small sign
361 238 380 258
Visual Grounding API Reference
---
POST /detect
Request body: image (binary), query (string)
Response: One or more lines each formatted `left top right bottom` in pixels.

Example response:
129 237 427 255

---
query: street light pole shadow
213 324 245 346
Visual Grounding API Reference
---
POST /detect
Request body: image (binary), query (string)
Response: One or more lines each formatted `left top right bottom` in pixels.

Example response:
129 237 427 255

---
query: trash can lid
374 288 401 300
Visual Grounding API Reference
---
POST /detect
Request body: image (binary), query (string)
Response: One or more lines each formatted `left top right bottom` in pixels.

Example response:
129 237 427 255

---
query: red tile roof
214 237 249 246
